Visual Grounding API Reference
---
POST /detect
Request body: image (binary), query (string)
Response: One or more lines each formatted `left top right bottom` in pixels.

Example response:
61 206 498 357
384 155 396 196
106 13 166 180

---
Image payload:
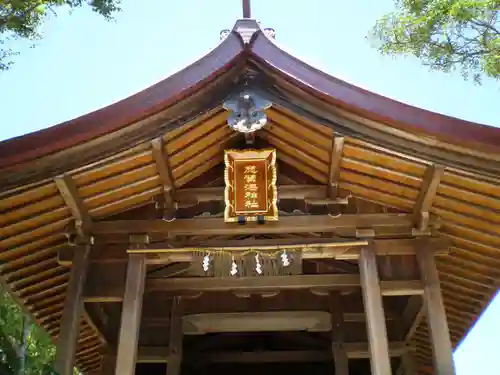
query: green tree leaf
0 0 122 71
370 0 500 83
0 289 61 375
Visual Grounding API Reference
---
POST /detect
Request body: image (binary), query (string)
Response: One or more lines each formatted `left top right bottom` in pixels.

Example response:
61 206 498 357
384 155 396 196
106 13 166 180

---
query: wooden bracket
55 174 91 239
245 132 255 144
328 136 344 197
413 164 444 232
129 234 151 249
355 228 375 238
328 136 345 198
151 137 176 221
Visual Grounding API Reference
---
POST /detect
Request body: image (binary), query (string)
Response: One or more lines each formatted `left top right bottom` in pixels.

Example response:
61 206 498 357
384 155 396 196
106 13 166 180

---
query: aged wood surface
151 137 176 220
413 164 445 232
166 297 183 375
58 237 449 264
99 353 116 375
114 254 146 375
402 351 417 375
54 174 92 236
2 19 499 179
359 246 392 375
54 245 90 375
328 136 344 199
82 274 424 302
330 291 349 375
0 17 499 373
137 342 409 363
86 213 431 237
417 246 456 375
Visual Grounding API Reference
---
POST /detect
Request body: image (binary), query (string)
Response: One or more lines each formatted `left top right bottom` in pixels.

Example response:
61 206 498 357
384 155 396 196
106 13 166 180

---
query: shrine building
0 3 499 375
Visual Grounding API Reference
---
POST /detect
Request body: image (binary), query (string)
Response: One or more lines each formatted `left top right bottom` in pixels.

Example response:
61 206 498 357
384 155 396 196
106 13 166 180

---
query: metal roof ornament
264 28 276 39
220 29 231 40
223 90 272 133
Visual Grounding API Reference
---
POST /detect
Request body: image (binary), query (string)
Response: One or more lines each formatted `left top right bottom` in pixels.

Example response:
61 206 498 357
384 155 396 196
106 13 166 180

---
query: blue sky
0 0 498 372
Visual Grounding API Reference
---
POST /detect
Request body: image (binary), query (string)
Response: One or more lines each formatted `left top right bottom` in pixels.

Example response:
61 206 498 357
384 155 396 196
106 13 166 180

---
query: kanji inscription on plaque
224 149 278 222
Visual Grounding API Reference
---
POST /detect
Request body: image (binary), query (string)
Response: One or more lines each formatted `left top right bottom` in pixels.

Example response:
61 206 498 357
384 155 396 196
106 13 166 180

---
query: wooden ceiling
0 102 499 373
0 18 499 375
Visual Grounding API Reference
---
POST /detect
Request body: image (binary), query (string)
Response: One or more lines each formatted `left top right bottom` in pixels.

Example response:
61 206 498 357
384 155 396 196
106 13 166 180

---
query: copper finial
242 0 251 18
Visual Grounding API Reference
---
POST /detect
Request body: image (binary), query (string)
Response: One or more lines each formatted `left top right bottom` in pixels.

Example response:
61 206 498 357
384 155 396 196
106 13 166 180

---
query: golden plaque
224 148 278 222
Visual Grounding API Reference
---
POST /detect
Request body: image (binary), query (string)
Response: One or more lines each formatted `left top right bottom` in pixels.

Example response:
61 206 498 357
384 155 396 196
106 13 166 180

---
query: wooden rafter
0 53 497 373
151 137 176 220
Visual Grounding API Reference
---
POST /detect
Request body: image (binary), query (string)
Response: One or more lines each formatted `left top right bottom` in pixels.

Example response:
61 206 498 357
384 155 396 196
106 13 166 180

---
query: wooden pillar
115 254 147 375
100 353 116 375
166 296 184 375
416 246 455 375
329 291 348 375
401 351 417 375
359 246 392 375
54 245 90 375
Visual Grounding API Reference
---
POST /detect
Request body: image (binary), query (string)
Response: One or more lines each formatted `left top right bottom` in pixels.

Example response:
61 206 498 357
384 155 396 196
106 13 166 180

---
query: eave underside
0 99 499 374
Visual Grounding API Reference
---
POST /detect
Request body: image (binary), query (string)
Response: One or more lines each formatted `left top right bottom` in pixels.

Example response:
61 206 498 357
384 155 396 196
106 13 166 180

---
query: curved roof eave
0 31 246 170
1 18 499 176
249 30 500 154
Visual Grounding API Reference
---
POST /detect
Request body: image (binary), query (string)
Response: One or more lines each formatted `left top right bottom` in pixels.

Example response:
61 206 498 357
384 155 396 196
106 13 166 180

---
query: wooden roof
0 19 499 374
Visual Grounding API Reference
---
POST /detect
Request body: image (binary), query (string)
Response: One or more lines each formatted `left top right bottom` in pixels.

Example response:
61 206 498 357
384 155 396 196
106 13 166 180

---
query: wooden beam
328 136 344 198
54 245 90 375
141 311 398 328
54 174 91 237
83 274 424 302
137 342 409 363
87 213 428 237
59 237 449 265
166 297 183 375
175 185 328 205
147 275 423 294
416 246 456 375
151 137 176 220
413 164 444 232
114 254 146 375
149 263 190 278
148 274 358 293
359 246 392 375
380 281 424 297
330 291 348 375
